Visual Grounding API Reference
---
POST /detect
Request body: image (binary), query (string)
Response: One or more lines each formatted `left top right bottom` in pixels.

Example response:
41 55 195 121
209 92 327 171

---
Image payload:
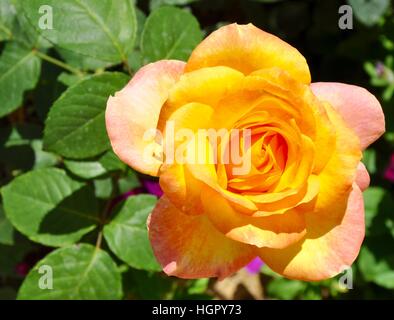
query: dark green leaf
43 72 129 159
0 43 41 117
141 6 203 63
23 0 137 63
2 168 100 247
0 205 14 245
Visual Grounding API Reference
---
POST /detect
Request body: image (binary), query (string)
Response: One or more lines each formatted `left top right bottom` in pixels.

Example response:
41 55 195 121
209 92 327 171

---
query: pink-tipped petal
311 82 385 150
258 183 365 281
355 162 370 191
106 60 185 176
148 196 256 279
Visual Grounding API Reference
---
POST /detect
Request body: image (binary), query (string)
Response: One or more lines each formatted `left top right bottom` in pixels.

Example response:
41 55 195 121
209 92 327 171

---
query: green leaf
141 6 203 63
135 8 147 47
0 0 16 41
149 0 198 11
103 195 160 271
187 278 209 295
1 168 100 247
0 42 41 117
23 0 137 63
43 72 129 159
348 0 390 26
0 125 58 172
94 177 113 199
362 148 377 174
123 269 173 299
0 205 14 245
266 278 307 300
358 238 394 289
374 272 394 289
57 72 86 87
118 170 141 193
99 150 126 172
18 244 123 299
31 140 59 169
33 61 67 121
64 159 107 179
56 48 112 71
363 187 394 237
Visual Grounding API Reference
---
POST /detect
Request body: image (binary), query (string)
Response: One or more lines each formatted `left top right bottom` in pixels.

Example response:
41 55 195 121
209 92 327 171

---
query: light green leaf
57 72 86 87
43 72 129 159
362 148 377 174
141 6 203 63
18 244 123 299
1 168 100 247
348 0 390 26
266 278 306 300
363 187 394 236
0 42 41 117
23 0 137 63
374 272 394 289
94 177 113 199
64 159 107 179
149 0 198 11
103 195 160 271
0 0 16 41
0 205 14 245
31 140 59 169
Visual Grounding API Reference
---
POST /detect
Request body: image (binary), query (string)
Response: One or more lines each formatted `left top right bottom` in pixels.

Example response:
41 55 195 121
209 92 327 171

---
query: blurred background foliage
0 0 393 300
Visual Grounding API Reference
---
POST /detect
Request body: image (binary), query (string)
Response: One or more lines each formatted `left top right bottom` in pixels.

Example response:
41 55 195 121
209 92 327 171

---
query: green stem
34 50 84 76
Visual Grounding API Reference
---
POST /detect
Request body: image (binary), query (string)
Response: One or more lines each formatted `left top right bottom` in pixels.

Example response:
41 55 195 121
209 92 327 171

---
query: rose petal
186 23 311 84
201 186 307 249
311 82 385 150
257 102 363 281
148 196 256 279
258 183 364 281
106 60 185 176
355 162 370 191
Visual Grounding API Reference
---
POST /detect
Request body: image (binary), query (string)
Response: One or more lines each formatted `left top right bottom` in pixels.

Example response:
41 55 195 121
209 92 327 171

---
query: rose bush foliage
0 0 393 300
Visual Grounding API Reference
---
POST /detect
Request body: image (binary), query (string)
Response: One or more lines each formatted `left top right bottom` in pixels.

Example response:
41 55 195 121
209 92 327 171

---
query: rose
106 24 385 280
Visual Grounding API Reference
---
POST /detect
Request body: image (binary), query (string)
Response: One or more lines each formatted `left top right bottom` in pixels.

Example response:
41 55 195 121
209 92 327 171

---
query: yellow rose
106 24 385 280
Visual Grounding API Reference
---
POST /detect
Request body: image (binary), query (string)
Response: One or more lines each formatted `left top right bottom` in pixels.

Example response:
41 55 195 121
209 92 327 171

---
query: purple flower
245 257 264 274
142 179 163 197
376 61 386 77
384 154 394 183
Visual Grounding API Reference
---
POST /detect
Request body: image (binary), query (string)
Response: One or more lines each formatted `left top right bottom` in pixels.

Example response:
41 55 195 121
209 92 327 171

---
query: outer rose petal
148 196 256 279
106 60 185 176
311 82 385 150
186 23 311 84
355 162 370 191
258 184 364 281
